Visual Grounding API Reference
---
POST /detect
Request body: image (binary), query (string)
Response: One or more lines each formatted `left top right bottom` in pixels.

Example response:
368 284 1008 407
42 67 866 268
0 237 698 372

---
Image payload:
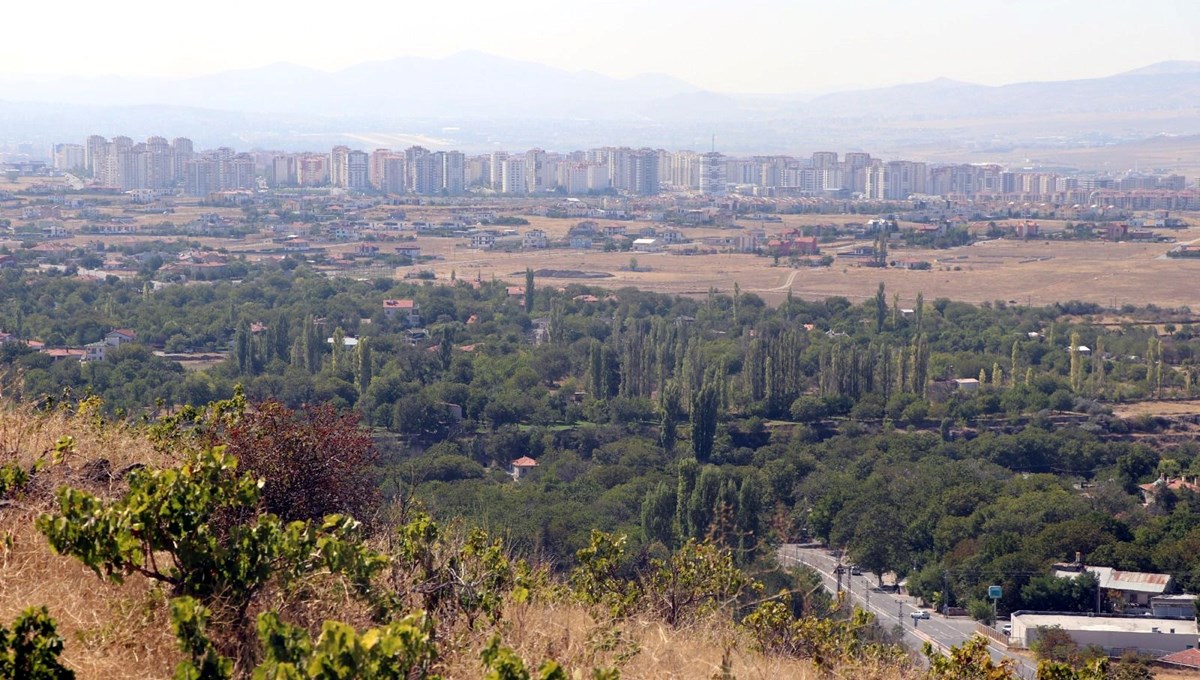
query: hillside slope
0 401 914 679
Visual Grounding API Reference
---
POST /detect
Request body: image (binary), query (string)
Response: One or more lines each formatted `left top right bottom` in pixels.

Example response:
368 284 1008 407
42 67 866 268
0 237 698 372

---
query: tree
37 448 384 616
641 482 677 547
658 381 682 452
847 501 908 587
355 336 372 397
1069 332 1083 393
1020 573 1097 613
524 267 535 313
874 282 887 333
690 382 719 463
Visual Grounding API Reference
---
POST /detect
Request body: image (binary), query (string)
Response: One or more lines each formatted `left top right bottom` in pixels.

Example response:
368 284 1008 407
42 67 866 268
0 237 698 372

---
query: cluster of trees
3 261 1200 627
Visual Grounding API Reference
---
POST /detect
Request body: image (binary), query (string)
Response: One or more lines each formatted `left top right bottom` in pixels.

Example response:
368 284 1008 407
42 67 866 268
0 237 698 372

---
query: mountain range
1 53 1199 160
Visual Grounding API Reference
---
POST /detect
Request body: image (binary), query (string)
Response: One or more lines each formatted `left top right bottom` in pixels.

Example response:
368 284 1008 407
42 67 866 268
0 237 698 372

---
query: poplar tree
874 282 887 333
274 315 290 362
658 381 682 452
1010 340 1020 387
690 382 719 463
687 466 722 540
1092 337 1105 396
524 267 535 313
234 320 251 374
355 337 372 396
914 292 925 334
675 458 699 538
640 482 677 547
1069 331 1083 392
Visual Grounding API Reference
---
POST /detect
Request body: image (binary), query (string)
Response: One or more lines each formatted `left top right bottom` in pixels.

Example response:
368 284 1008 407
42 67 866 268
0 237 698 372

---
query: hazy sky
4 0 1199 92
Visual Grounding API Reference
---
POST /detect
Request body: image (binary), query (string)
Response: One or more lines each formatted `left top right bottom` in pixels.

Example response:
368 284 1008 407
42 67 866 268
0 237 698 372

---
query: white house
470 233 496 249
953 378 980 391
632 238 660 252
510 456 539 480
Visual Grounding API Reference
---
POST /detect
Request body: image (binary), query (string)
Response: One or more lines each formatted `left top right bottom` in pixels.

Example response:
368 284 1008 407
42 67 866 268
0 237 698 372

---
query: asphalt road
779 544 1039 679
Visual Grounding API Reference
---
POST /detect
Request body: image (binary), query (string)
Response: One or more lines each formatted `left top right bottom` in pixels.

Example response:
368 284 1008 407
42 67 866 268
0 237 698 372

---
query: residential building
510 456 538 480
1053 562 1175 609
346 150 369 190
382 299 420 326
700 152 726 196
53 144 85 171
329 146 350 187
522 229 548 249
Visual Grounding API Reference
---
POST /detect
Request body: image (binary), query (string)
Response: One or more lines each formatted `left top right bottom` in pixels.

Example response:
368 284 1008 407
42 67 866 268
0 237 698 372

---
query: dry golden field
381 211 1200 310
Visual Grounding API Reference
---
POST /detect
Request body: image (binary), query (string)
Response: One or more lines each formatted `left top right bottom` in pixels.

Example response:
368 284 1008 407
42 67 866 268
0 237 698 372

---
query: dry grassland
398 213 1200 310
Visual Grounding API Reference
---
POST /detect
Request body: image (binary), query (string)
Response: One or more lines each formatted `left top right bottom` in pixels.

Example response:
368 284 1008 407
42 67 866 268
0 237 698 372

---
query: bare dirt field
402 215 1200 310
1112 399 1200 419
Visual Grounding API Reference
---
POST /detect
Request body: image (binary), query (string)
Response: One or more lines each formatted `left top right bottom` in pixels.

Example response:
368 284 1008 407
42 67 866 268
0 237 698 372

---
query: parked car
850 565 862 575
1001 624 1011 636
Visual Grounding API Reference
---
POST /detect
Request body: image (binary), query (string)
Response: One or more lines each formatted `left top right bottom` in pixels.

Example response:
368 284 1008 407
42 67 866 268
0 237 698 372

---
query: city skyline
51 134 1194 203
3 1 1199 93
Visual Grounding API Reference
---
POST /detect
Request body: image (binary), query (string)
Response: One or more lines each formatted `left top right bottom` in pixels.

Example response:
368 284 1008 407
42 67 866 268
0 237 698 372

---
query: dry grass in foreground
0 401 919 679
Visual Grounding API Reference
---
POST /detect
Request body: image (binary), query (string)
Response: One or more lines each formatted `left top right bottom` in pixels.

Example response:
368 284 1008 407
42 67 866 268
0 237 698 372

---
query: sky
3 0 1199 93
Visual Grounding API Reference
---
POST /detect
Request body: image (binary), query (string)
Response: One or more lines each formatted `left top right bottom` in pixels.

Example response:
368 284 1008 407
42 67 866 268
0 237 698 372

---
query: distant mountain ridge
0 54 1198 157
3 54 1199 122
0 51 703 119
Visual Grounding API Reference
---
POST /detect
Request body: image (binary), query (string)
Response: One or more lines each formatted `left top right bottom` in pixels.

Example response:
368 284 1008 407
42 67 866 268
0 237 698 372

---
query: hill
2 56 1199 155
0 401 914 679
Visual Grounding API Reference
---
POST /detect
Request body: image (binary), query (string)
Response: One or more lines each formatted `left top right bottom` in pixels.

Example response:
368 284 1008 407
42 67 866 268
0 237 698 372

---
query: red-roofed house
43 349 87 361
1139 476 1200 506
510 456 538 480
1159 648 1200 670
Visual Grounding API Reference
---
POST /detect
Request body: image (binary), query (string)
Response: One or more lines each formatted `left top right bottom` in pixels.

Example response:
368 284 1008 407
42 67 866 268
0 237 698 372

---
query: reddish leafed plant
224 400 379 523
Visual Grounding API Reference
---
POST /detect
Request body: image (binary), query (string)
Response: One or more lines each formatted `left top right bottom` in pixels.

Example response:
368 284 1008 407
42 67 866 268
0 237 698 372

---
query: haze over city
3 0 1199 92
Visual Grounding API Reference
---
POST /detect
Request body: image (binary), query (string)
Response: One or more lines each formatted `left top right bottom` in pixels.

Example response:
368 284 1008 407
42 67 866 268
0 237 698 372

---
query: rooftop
1053 565 1173 594
1013 613 1198 635
1159 647 1200 669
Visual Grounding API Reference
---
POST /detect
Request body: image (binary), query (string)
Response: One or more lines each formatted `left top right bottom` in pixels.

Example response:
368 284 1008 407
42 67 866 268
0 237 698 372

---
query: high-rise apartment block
79 135 195 191
53 144 85 171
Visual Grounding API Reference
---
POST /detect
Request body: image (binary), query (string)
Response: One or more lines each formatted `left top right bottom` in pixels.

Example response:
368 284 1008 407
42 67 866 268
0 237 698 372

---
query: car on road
850 565 862 575
910 610 930 620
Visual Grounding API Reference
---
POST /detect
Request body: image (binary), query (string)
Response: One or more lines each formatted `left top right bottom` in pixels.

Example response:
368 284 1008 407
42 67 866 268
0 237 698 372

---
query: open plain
369 210 1200 310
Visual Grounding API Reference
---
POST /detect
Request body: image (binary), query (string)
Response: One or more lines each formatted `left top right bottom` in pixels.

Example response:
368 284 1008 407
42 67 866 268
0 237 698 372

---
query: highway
779 544 1039 679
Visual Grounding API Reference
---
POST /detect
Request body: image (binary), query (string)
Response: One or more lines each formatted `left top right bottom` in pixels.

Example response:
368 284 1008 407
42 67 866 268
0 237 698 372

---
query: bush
1031 625 1080 664
967 598 994 625
224 400 378 523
